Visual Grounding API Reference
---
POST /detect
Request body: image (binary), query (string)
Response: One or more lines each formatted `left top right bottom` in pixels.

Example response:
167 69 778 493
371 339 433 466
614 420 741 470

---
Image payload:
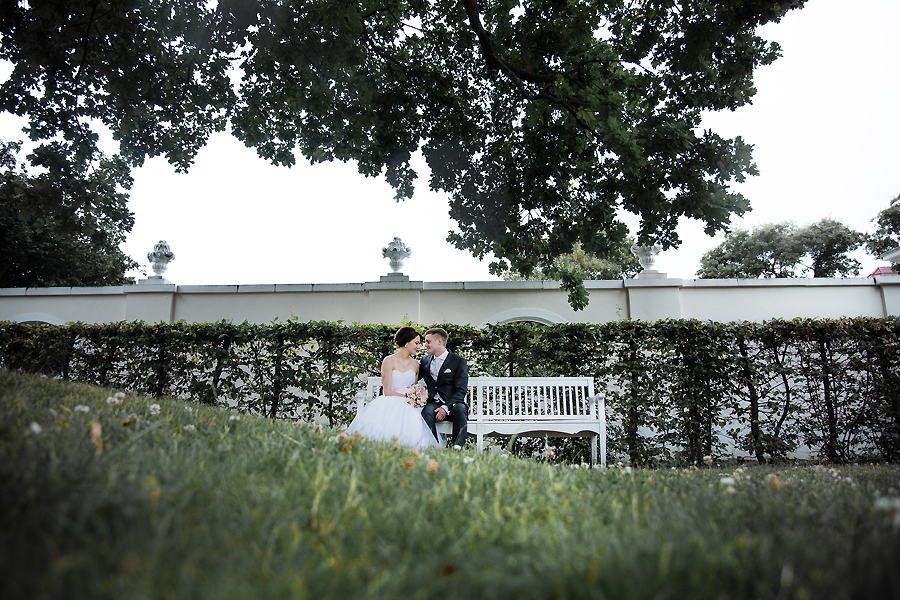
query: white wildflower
720 477 736 495
74 405 90 413
229 415 241 421
184 424 195 431
463 457 475 464
106 396 120 405
29 422 42 435
149 403 161 415
874 497 900 530
114 392 126 399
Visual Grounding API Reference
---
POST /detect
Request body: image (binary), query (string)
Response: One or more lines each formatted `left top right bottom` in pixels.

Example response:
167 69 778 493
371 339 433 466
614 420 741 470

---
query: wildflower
453 445 461 450
874 497 900 530
337 430 348 440
149 403 161 416
766 473 782 488
543 446 555 458
315 425 322 434
402 458 415 468
720 477 736 495
409 449 421 457
90 422 102 454
74 405 90 413
703 455 713 465
463 457 475 464
184 424 195 431
622 466 633 475
106 396 121 405
425 459 439 473
229 415 241 421
28 422 42 435
185 407 193 412
114 392 126 400
342 444 353 453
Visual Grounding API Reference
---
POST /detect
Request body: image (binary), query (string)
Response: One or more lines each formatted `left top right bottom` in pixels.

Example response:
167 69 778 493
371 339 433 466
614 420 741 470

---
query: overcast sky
2 0 898 285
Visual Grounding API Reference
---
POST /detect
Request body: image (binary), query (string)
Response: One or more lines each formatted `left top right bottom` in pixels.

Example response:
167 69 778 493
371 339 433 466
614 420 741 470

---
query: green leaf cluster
0 140 139 287
866 193 900 266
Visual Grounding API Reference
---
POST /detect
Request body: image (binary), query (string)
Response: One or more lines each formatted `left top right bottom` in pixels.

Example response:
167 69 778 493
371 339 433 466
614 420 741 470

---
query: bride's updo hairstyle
394 326 420 348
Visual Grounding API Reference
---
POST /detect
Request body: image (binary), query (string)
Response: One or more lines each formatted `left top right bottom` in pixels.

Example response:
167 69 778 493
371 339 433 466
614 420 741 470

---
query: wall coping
0 276 897 297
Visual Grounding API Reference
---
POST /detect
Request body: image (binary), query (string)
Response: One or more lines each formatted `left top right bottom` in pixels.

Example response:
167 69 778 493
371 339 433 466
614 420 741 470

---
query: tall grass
2 369 899 599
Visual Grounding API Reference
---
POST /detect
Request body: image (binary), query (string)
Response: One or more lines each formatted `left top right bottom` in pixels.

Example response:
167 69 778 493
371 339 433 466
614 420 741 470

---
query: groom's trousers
422 401 468 446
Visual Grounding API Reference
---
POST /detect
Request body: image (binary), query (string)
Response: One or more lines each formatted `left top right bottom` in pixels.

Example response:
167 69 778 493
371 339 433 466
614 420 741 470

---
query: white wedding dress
347 369 442 448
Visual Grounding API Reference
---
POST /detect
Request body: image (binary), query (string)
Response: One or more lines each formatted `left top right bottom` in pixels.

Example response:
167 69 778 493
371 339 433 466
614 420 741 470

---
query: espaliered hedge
1 317 898 465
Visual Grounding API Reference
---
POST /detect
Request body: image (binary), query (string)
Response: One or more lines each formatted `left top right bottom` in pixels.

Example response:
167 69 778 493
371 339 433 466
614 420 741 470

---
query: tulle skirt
347 395 442 449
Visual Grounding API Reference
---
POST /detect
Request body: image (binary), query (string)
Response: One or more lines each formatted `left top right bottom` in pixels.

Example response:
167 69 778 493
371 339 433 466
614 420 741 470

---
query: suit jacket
419 351 468 411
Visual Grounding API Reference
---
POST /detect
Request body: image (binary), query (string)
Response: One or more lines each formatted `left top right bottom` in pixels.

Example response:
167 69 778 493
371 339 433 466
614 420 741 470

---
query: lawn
2 369 898 600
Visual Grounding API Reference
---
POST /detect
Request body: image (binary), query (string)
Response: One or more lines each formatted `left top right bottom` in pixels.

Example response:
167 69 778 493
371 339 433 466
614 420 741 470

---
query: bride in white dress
347 327 441 449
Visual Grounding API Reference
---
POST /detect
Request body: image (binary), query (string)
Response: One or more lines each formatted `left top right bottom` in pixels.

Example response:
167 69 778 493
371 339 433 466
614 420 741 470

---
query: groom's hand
435 406 447 421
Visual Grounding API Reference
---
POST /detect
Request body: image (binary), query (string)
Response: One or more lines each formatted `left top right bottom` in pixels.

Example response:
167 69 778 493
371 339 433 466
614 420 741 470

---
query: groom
419 327 468 446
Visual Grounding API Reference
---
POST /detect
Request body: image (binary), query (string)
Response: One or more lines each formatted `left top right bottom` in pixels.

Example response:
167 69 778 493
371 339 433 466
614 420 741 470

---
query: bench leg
591 434 598 466
477 430 483 452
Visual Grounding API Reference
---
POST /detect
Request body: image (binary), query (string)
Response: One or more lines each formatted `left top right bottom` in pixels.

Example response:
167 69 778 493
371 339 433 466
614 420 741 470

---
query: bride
347 326 441 448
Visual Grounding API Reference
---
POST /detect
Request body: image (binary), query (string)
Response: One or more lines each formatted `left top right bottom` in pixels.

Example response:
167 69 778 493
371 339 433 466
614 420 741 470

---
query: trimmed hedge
2 317 898 465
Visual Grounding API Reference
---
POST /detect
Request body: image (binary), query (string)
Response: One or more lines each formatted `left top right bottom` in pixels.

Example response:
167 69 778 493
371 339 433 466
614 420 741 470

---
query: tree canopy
0 140 139 287
866 194 900 267
1 0 807 302
696 219 865 279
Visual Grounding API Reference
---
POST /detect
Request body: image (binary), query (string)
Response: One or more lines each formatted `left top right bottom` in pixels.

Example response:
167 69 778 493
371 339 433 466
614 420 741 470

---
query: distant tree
0 0 809 307
697 219 864 279
0 140 140 287
866 194 900 267
796 219 865 278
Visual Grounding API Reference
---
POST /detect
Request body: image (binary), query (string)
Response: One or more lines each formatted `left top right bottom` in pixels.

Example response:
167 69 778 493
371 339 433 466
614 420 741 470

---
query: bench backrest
362 376 597 421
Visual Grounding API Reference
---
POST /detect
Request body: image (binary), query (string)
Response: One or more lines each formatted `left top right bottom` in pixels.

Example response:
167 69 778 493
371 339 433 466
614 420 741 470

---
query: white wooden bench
356 376 607 466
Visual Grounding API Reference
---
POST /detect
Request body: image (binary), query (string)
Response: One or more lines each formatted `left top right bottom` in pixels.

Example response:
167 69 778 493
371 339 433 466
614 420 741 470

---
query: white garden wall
2 274 897 326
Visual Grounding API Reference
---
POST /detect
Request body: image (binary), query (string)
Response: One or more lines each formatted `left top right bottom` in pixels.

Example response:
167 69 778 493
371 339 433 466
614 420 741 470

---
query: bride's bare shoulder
381 353 402 368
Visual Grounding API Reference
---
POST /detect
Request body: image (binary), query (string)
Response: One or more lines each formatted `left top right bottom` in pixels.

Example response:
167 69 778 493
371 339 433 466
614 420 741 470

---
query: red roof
868 266 898 277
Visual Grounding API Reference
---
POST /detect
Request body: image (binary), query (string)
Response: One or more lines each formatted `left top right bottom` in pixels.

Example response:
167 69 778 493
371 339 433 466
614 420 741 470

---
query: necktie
431 356 441 380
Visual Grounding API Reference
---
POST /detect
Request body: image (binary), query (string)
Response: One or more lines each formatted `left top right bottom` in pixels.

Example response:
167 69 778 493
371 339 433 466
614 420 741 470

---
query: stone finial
382 237 411 273
630 243 663 273
147 240 175 278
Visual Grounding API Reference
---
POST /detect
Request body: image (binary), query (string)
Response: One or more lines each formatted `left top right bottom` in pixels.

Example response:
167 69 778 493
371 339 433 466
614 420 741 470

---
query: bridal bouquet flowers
405 383 428 408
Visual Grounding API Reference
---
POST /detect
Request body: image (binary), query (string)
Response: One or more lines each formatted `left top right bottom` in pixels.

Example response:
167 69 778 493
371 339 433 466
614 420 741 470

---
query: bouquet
405 383 428 408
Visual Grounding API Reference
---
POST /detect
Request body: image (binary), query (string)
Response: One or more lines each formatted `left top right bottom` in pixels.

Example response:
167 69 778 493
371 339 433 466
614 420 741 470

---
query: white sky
2 0 898 285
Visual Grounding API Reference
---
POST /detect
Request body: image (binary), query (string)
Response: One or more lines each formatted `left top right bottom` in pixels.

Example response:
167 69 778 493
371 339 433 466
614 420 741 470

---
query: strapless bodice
390 369 417 390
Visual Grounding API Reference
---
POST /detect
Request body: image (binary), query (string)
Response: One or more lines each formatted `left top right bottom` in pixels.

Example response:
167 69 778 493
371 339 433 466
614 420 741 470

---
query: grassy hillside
1 369 898 599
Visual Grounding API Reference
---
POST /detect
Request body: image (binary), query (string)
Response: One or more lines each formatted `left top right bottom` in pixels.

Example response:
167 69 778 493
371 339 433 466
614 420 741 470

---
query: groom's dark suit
419 351 468 445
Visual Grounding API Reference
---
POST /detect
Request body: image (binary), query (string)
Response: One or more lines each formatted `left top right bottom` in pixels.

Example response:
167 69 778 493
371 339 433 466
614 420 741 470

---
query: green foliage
2 370 900 600
867 193 900 266
0 0 810 306
697 219 865 279
2 316 899 465
0 140 140 287
503 240 642 310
